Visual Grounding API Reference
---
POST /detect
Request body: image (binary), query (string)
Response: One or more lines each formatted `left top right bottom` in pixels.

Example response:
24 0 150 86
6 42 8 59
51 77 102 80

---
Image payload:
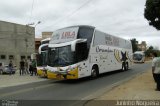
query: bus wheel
91 65 99 78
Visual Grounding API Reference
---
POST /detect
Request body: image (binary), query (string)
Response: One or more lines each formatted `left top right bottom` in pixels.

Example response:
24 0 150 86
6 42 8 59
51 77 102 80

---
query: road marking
0 84 55 98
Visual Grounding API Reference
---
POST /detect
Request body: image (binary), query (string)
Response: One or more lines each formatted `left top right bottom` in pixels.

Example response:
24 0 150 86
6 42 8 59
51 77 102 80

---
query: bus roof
53 25 95 32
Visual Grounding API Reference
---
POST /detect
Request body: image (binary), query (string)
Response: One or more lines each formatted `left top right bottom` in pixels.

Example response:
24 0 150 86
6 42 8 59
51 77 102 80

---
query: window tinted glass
1 55 6 59
75 42 88 62
9 55 14 59
77 26 94 49
48 46 75 67
41 45 48 51
21 56 25 59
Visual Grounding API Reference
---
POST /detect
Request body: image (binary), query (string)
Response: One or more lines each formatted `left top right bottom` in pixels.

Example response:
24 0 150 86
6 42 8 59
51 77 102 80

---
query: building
137 41 147 51
0 21 35 67
42 32 53 39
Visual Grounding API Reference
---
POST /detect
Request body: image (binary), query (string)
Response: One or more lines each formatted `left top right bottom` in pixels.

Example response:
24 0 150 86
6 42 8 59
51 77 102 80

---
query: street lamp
24 21 41 57
26 21 41 36
26 21 41 27
35 21 41 27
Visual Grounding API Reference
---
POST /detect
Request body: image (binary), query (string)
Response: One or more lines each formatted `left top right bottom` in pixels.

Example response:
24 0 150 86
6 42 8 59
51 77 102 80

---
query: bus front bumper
37 69 47 77
47 68 78 80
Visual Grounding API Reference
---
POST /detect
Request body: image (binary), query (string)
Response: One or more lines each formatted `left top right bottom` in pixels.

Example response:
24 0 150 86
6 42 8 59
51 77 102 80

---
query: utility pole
26 21 41 60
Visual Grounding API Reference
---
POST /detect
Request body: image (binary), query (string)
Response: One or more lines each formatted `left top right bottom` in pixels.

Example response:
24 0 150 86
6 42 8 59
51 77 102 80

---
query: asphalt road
0 62 151 106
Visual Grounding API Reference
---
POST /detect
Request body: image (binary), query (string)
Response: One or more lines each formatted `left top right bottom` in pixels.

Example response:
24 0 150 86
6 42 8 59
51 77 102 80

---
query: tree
145 46 153 57
145 46 160 56
144 0 160 30
130 38 138 53
149 46 154 50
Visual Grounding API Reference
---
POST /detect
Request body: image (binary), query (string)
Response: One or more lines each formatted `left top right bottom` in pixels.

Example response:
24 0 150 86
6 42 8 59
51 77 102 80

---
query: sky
0 0 159 49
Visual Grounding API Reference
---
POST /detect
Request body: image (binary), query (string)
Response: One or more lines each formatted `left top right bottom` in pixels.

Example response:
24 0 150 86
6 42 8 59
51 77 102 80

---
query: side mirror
38 44 48 54
71 39 87 52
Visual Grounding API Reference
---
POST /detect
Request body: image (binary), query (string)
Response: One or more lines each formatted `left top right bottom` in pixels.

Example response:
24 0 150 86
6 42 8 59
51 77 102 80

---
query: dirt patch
96 70 160 100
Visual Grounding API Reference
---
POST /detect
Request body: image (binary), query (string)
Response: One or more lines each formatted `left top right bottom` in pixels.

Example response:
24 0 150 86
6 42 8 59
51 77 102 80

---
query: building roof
0 20 34 28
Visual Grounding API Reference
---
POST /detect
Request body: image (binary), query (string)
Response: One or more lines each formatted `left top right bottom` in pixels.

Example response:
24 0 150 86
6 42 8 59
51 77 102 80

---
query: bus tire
143 60 145 63
91 65 99 78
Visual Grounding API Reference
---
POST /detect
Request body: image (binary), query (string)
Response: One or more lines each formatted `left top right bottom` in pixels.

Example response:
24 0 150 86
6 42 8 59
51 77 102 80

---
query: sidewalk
93 69 160 100
0 71 48 88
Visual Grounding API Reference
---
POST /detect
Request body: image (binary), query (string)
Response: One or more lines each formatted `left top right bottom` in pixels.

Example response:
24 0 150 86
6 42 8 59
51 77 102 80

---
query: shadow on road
53 69 130 84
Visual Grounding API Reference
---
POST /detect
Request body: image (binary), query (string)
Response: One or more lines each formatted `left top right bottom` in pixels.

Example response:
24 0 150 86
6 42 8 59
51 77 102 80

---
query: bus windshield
133 54 143 61
48 45 75 67
37 51 48 66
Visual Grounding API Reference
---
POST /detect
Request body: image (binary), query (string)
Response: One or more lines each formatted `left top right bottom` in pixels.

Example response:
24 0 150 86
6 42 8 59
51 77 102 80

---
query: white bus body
133 51 145 63
47 25 133 79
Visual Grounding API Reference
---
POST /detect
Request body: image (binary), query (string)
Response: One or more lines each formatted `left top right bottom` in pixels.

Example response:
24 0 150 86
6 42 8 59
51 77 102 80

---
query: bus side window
76 42 88 62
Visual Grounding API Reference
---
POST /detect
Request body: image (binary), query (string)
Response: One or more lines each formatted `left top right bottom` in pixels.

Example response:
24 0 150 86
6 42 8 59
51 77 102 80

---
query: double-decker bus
46 25 133 79
37 38 50 77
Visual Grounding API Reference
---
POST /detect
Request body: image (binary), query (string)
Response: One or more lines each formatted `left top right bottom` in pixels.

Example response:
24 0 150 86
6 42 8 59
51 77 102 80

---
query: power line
28 0 35 23
40 0 93 31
